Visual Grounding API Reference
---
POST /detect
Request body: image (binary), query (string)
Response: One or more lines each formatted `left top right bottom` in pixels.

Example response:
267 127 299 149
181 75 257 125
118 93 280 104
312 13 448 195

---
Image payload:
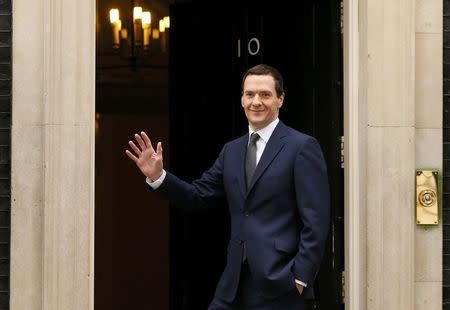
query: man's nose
252 94 262 105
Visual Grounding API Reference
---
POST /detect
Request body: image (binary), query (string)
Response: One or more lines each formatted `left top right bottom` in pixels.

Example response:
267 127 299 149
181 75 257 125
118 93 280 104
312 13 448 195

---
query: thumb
157 142 163 156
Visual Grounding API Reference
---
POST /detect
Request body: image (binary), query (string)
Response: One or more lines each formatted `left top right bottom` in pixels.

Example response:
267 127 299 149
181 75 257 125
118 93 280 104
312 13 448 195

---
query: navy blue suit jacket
153 121 330 302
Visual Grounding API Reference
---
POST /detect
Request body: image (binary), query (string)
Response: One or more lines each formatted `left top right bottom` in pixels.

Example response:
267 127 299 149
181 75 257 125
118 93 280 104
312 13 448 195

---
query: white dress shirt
146 117 307 288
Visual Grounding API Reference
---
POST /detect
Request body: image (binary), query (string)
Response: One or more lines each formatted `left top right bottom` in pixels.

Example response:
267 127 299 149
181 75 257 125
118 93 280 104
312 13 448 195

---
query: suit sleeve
148 145 226 210
292 137 330 285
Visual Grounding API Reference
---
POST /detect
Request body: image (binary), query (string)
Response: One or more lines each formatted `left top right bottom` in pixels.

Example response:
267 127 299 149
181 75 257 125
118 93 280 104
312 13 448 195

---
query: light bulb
142 11 151 28
109 9 119 24
164 16 170 28
133 7 143 21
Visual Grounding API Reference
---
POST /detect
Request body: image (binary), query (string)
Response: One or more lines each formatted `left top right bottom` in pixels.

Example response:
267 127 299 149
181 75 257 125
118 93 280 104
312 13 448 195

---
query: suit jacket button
244 211 250 217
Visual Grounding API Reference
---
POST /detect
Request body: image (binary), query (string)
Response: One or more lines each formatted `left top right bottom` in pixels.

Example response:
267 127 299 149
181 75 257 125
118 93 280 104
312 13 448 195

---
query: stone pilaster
11 0 95 309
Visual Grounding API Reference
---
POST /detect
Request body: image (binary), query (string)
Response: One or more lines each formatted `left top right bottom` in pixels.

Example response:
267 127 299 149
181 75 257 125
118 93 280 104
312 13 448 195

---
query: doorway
94 0 344 309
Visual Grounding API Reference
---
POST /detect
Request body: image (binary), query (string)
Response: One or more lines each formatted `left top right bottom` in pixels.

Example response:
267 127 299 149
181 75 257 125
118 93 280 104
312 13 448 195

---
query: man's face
241 74 284 131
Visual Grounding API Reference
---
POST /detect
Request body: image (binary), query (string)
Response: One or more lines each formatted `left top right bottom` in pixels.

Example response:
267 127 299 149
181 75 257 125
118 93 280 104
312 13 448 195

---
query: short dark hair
242 64 285 98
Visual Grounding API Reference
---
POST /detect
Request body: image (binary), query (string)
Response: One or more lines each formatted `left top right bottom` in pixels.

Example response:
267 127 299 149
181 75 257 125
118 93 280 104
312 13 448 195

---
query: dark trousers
208 262 305 310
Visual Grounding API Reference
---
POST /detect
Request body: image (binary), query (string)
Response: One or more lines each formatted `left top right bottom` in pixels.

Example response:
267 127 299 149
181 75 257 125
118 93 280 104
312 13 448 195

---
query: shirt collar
248 118 279 144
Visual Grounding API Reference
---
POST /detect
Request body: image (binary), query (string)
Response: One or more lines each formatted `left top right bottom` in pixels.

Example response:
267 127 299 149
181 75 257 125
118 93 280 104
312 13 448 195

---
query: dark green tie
243 132 260 262
245 132 260 188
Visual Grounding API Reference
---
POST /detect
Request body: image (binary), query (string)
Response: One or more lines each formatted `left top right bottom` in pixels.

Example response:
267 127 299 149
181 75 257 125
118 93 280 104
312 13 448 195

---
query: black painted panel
0 15 11 32
0 2 9 309
0 1 11 14
444 3 450 308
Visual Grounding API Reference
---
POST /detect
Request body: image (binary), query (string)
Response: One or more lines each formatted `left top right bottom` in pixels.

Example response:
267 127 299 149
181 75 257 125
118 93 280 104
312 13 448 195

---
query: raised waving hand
125 131 163 181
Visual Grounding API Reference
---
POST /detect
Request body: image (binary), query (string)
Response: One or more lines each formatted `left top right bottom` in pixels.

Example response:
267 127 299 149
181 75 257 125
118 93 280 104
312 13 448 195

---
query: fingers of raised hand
156 142 163 156
125 150 139 163
135 133 147 150
141 132 154 150
128 140 142 156
126 132 159 165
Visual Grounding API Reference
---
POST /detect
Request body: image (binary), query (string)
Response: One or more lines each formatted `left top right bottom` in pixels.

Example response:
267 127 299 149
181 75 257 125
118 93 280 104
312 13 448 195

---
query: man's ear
278 94 285 108
241 96 245 108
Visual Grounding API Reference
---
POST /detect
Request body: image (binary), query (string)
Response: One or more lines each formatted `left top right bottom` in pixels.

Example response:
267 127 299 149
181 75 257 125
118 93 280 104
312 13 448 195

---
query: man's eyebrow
244 89 272 93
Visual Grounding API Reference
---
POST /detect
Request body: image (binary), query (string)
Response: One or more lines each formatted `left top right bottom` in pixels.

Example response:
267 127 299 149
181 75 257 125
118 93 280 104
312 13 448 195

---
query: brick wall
444 1 450 308
0 0 11 309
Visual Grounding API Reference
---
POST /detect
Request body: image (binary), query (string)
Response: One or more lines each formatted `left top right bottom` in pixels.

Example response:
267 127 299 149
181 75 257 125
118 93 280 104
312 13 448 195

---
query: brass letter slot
416 170 439 225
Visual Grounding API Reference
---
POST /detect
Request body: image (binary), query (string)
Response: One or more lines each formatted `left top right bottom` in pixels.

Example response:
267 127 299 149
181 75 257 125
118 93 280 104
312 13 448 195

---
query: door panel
169 1 343 309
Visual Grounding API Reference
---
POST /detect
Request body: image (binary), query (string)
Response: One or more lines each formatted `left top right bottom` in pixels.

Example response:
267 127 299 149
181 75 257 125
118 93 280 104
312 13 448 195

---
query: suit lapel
247 121 288 195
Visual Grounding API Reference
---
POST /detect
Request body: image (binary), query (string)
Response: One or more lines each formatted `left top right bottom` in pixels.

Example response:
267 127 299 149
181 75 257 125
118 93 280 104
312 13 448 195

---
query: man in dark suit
126 64 330 309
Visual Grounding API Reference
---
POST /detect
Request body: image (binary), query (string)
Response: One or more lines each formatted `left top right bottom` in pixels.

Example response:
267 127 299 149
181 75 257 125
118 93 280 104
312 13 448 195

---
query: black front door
169 1 344 309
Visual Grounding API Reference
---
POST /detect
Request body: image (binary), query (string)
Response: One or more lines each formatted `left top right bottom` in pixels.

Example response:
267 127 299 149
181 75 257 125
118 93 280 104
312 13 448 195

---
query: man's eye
245 93 254 98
